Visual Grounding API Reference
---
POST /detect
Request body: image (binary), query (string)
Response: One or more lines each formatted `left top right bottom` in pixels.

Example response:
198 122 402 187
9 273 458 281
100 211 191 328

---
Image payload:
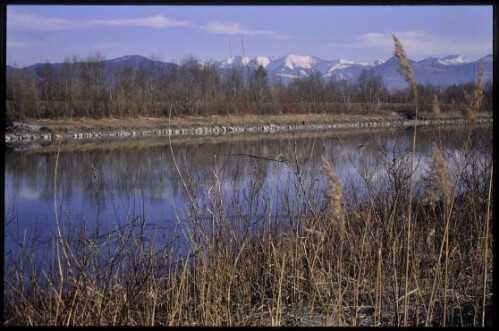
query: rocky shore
5 115 493 148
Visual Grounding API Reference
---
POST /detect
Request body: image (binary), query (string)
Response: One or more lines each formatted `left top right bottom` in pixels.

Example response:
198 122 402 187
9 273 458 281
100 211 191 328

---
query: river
4 124 492 264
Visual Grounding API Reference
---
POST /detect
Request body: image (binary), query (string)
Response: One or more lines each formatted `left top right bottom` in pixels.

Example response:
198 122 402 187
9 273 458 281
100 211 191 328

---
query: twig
225 153 287 163
481 163 492 327
393 34 418 326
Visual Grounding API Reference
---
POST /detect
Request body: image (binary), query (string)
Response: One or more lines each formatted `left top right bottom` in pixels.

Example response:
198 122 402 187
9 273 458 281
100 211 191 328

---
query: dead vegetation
3 35 493 327
4 124 493 326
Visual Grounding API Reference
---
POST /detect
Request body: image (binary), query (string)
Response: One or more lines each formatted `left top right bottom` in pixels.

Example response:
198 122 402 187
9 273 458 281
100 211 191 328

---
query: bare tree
177 56 203 116
249 65 270 113
59 55 81 118
222 68 246 115
303 71 325 112
38 62 57 118
356 68 384 112
199 63 221 115
79 52 108 117
114 64 141 117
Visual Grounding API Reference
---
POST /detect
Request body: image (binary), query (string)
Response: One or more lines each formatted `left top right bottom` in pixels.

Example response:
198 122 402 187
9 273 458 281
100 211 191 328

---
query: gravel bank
5 115 493 147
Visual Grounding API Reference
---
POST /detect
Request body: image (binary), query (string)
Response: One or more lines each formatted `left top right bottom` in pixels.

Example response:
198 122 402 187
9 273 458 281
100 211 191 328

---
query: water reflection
5 125 492 256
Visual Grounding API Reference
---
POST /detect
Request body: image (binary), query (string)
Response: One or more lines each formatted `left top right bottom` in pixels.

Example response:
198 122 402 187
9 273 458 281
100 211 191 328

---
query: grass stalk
321 156 345 325
4 120 491 326
393 33 418 326
374 245 383 326
467 61 485 119
481 163 492 326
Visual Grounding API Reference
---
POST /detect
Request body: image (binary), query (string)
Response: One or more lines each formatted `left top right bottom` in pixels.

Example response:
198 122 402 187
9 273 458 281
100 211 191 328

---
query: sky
6 5 493 67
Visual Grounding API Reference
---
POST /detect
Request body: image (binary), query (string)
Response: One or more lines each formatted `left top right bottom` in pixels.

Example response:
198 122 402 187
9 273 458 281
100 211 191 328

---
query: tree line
6 53 493 121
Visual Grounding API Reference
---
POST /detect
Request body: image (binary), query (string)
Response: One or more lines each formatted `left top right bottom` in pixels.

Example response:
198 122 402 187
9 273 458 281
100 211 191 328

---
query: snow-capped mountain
7 53 492 90
217 55 279 70
268 55 323 80
370 54 492 89
213 54 368 85
213 53 492 89
438 54 469 65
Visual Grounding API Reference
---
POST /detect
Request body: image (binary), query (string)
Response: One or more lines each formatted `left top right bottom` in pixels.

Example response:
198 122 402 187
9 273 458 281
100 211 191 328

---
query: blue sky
6 5 493 67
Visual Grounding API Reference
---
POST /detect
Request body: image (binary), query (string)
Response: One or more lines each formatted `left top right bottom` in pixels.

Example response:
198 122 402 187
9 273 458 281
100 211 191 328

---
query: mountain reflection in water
4 125 492 257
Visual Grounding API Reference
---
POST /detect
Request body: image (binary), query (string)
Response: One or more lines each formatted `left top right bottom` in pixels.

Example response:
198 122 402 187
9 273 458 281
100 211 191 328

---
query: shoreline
5 112 493 148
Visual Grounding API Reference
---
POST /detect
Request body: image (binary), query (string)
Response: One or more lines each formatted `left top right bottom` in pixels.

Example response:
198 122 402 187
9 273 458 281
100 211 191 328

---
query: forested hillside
6 53 493 121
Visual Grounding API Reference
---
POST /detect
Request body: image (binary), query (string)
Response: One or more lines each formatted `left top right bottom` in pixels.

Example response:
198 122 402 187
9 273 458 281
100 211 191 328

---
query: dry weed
392 34 418 114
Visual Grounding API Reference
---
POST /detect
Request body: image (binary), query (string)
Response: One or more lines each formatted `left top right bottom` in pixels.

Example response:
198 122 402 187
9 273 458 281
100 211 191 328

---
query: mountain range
8 53 492 91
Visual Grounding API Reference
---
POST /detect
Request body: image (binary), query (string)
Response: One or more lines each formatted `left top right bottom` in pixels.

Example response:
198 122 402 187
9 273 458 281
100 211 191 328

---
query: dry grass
4 36 492 326
426 144 454 207
321 157 345 242
466 62 485 119
392 34 418 115
4 125 493 326
21 111 492 136
23 113 407 134
432 94 441 114
428 143 453 326
393 33 419 326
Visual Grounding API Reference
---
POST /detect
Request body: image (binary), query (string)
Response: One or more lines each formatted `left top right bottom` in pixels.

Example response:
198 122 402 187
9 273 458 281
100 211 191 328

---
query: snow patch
437 55 469 65
283 54 316 70
253 56 271 68
338 58 355 65
329 63 351 72
218 56 251 68
275 73 300 79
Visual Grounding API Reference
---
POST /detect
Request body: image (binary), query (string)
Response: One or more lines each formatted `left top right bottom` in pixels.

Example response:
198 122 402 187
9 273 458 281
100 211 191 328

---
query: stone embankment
5 116 493 145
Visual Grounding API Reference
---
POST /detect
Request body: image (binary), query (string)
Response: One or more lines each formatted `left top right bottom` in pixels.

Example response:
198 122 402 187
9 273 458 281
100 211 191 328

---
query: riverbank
5 125 493 326
5 111 493 146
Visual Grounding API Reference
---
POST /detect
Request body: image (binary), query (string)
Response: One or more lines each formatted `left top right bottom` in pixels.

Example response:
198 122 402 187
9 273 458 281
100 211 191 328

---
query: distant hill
212 53 492 89
7 53 492 90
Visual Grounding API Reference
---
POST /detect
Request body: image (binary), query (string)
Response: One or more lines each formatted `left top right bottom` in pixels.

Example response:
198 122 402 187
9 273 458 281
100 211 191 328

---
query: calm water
4 125 492 261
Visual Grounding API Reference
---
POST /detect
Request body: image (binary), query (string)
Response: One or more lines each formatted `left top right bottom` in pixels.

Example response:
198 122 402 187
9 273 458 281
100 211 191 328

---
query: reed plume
392 34 418 115
434 144 455 326
393 33 418 326
322 155 346 326
321 156 345 242
467 61 485 119
426 143 453 208
432 94 441 114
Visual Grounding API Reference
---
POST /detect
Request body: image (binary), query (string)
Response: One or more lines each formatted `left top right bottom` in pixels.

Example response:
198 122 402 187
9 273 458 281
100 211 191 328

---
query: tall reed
432 94 441 114
481 164 492 327
3 113 492 326
321 156 345 242
429 144 452 325
392 34 419 326
467 62 485 119
392 34 418 115
321 156 345 325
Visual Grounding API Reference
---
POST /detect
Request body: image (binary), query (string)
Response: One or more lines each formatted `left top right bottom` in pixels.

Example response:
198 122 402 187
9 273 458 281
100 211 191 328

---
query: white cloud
355 31 491 58
8 12 290 42
8 13 83 30
201 21 290 39
8 39 56 48
88 15 192 29
357 31 434 50
9 12 192 30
